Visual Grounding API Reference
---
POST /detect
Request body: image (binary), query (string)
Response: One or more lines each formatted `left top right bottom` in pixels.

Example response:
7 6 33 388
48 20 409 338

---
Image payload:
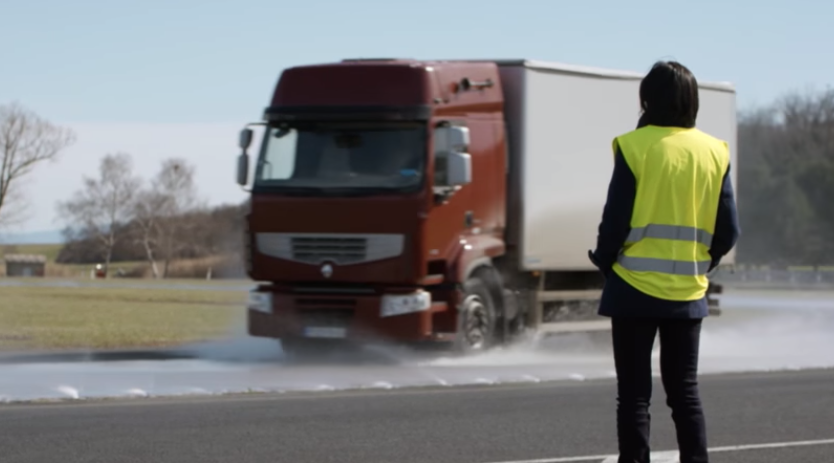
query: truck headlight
380 290 431 317
247 291 272 313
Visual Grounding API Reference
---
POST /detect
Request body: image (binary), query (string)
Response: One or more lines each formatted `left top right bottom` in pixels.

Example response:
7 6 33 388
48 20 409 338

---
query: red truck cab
236 59 519 355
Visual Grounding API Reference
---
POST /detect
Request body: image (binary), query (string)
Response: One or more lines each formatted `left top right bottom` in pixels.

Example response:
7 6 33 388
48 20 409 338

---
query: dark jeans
611 317 708 463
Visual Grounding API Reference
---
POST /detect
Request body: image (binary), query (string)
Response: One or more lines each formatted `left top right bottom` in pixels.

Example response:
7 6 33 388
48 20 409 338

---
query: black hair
638 61 699 128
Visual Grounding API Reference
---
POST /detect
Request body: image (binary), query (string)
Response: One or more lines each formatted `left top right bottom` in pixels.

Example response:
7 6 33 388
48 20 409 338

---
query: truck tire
454 276 497 354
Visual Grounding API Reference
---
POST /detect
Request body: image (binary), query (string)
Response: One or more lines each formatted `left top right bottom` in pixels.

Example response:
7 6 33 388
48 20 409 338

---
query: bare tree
0 102 76 226
56 152 142 276
139 158 202 278
132 189 166 278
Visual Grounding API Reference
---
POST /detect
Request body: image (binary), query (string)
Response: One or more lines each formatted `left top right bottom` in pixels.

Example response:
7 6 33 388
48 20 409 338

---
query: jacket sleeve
590 147 636 275
708 164 741 270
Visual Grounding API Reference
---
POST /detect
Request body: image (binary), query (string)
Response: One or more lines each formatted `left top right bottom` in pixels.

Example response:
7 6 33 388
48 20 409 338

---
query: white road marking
483 437 834 463
709 438 834 453
601 450 678 463
482 455 609 463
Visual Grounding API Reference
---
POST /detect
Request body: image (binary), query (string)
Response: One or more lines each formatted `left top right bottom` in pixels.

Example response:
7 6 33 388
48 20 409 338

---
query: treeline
736 87 834 266
56 153 248 278
57 202 247 278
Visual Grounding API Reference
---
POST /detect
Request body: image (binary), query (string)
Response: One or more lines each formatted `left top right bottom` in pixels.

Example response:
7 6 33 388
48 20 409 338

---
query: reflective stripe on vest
619 223 714 276
618 256 712 276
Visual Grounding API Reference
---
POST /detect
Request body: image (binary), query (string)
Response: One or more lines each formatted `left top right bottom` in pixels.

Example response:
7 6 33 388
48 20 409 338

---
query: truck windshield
254 123 425 193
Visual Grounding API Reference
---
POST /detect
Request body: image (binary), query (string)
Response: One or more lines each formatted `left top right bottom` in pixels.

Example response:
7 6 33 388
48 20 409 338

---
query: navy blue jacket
590 147 740 319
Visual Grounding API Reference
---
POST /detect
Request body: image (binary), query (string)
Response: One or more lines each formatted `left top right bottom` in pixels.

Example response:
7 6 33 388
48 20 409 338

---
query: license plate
303 327 347 339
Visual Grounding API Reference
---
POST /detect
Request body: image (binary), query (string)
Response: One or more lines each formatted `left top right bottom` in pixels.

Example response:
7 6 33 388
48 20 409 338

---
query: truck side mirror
447 151 472 187
236 153 249 186
435 126 470 153
239 128 254 150
434 125 472 189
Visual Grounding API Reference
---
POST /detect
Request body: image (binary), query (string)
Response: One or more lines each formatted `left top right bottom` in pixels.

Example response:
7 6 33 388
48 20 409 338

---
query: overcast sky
1 0 831 236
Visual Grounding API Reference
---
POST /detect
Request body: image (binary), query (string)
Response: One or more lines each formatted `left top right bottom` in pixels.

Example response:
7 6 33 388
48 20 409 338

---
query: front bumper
247 289 450 342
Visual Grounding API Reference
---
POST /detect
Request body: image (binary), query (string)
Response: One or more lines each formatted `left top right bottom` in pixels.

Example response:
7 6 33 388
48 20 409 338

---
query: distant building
3 254 47 277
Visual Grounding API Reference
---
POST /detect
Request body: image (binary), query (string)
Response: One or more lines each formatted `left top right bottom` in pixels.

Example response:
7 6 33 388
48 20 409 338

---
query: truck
235 58 737 356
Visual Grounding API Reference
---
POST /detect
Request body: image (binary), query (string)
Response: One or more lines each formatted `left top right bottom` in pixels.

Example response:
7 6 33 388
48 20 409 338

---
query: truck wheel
454 277 497 354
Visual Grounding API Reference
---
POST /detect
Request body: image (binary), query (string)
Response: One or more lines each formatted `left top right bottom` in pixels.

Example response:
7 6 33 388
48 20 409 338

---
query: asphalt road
1 369 833 463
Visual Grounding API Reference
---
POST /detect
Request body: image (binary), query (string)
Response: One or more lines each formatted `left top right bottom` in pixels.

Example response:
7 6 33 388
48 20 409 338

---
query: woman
589 61 740 463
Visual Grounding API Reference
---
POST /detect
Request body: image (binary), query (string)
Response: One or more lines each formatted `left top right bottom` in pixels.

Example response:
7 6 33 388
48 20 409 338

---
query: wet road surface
1 369 832 463
2 288 834 402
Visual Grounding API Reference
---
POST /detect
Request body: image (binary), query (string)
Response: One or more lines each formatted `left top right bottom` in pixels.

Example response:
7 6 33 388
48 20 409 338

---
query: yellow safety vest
611 125 730 301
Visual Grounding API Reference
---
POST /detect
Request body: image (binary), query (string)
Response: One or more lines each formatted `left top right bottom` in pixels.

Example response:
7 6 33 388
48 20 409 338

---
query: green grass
0 285 247 351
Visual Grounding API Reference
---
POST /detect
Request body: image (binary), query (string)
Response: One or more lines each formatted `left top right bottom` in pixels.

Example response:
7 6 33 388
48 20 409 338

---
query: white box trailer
494 60 738 273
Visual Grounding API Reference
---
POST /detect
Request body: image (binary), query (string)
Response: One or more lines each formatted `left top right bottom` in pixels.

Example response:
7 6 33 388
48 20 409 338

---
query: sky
0 0 831 239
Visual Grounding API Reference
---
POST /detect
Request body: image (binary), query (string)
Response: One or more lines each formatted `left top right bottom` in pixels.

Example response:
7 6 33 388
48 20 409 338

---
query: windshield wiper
258 185 408 197
263 186 328 196
322 187 402 196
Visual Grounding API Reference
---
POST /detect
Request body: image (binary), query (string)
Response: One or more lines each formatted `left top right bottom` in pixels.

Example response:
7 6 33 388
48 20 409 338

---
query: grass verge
0 285 246 352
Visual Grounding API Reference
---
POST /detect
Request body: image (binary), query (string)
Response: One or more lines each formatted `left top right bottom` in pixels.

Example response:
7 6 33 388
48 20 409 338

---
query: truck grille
255 233 404 266
292 236 367 265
